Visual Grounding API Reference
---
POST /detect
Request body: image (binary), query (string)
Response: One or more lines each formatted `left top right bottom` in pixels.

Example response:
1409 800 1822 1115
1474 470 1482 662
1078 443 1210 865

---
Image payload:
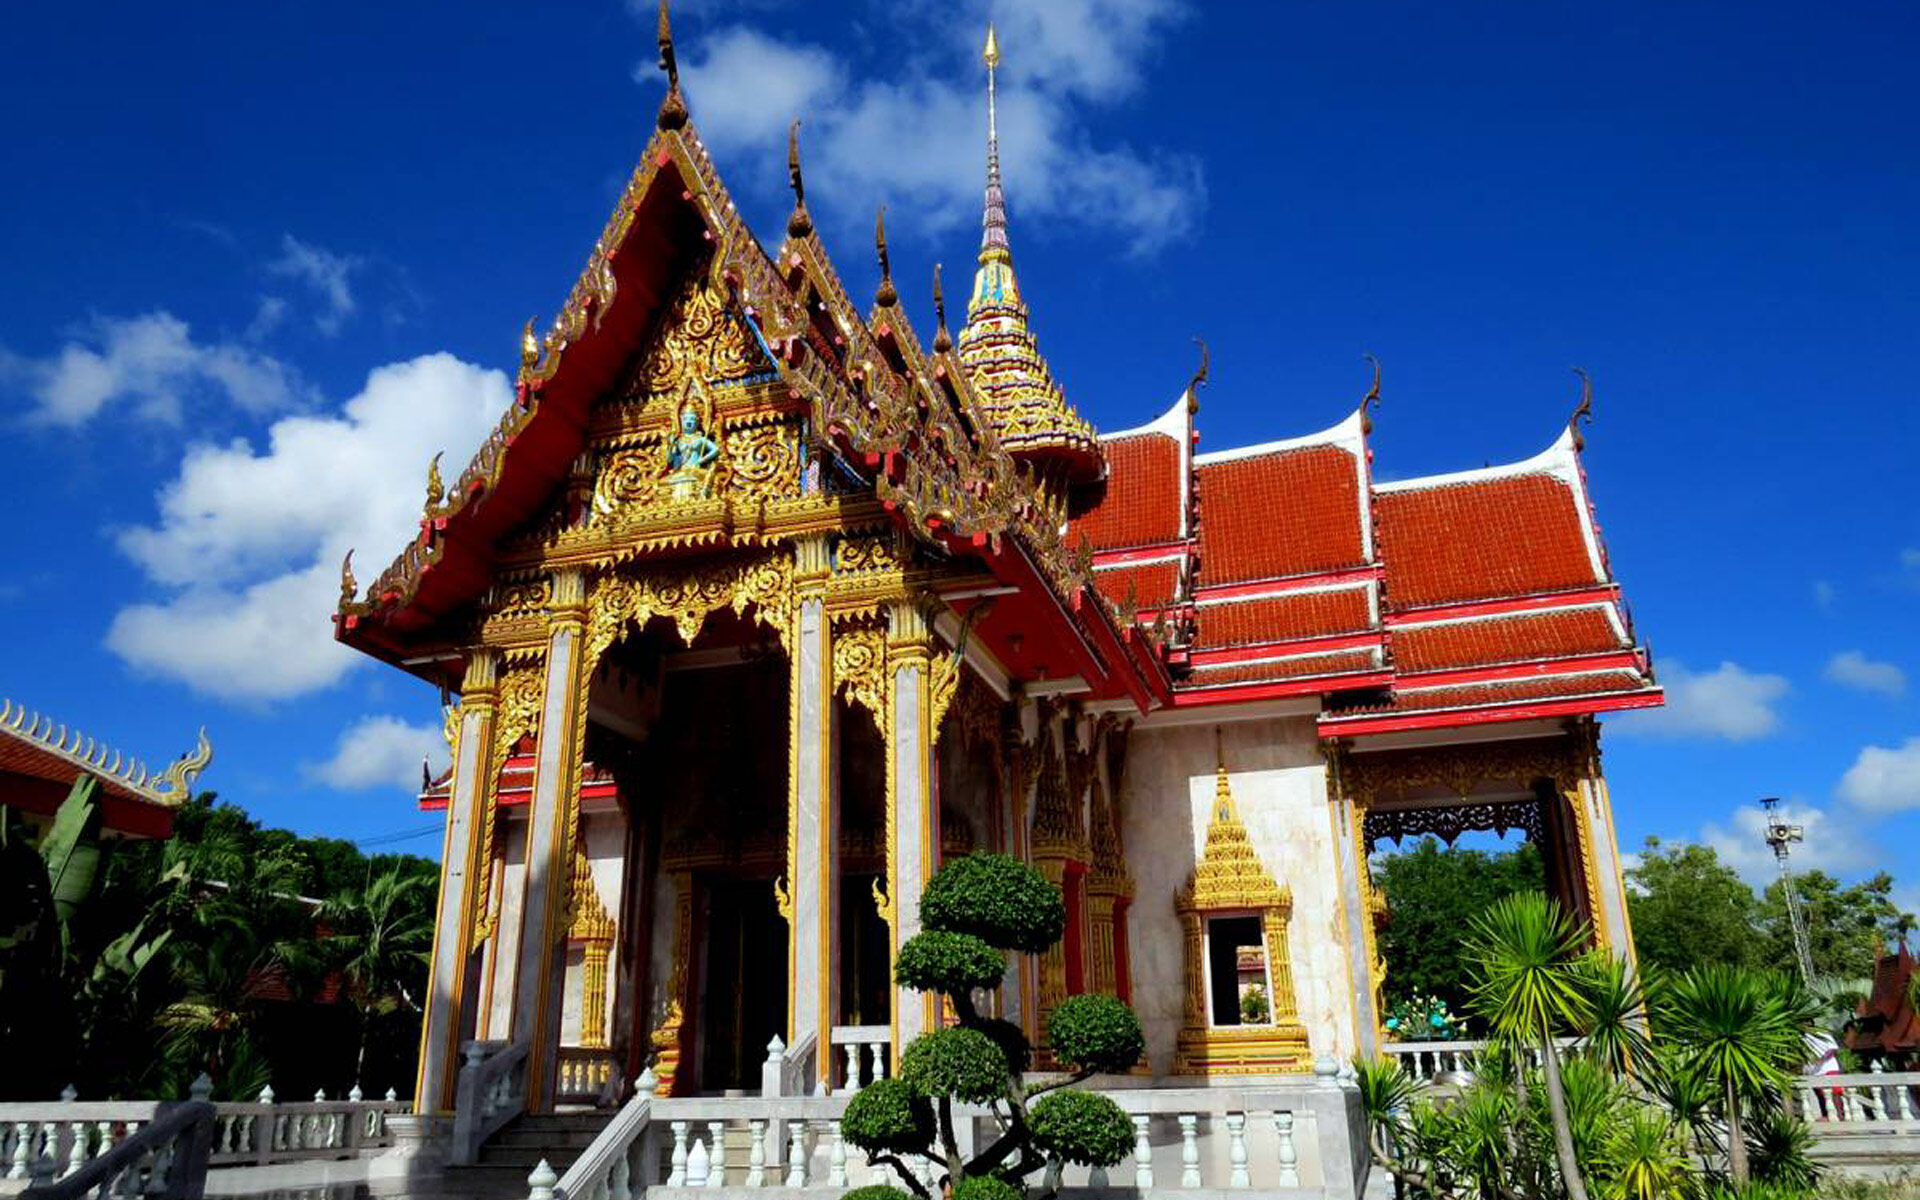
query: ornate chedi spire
957 24 1102 483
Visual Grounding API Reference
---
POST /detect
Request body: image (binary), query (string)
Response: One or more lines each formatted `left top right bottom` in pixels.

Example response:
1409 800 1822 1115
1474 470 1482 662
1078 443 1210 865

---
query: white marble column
511 568 590 1111
1578 771 1635 962
790 535 837 1084
888 601 939 1051
1329 786 1381 1059
416 649 499 1113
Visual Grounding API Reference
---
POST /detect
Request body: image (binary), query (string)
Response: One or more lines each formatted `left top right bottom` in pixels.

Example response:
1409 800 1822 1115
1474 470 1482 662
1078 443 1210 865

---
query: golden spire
932 263 952 353
1213 726 1238 824
655 0 688 130
874 206 897 307
786 120 813 238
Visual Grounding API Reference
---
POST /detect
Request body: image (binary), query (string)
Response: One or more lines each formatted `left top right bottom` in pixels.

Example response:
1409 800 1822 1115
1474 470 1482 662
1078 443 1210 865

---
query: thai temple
337 9 1661 1193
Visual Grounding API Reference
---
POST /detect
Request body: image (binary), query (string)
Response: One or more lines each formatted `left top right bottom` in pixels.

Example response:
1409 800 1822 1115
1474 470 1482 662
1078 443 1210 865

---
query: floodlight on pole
1762 797 1816 983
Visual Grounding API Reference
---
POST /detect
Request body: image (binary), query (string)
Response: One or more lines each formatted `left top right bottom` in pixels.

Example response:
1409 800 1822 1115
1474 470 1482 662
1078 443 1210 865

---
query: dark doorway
839 872 893 1026
1207 915 1265 1027
696 875 788 1093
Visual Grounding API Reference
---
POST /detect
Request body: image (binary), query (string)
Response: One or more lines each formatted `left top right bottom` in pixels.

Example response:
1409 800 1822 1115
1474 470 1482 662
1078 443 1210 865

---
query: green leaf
41 775 103 935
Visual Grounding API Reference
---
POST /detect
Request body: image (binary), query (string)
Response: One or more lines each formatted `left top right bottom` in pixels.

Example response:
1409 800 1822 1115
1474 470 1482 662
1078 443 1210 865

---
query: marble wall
1119 716 1359 1075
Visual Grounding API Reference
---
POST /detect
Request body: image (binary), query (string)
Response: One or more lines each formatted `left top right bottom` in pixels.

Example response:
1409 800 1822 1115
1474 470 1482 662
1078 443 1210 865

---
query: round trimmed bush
899 1027 1010 1104
840 1188 915 1200
974 1015 1033 1076
1046 993 1144 1074
842 1077 935 1156
952 1175 1023 1200
919 852 1066 953
1028 1090 1133 1168
894 930 1006 995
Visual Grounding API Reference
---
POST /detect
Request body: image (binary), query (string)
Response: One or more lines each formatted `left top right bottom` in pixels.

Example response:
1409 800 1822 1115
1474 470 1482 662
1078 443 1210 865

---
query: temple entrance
695 875 787 1093
838 872 892 1026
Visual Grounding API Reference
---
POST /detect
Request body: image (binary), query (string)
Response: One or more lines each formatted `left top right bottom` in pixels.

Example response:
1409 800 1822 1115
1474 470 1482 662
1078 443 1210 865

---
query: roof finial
1212 726 1237 821
932 263 952 353
979 23 1010 262
1186 336 1210 414
655 0 687 130
874 207 897 307
425 451 445 510
1360 352 1382 433
786 120 813 238
339 550 358 607
1569 366 1593 450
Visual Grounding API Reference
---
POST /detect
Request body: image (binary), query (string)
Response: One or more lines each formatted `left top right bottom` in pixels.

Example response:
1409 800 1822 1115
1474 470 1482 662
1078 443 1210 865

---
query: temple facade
337 21 1661 1123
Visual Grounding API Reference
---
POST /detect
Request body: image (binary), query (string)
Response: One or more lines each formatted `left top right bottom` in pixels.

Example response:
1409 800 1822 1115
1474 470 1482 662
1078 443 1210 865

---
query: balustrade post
844 1042 862 1092
785 1123 808 1186
1090 1163 1110 1188
1274 1112 1299 1187
1226 1113 1249 1187
870 1042 887 1081
667 1121 689 1186
706 1120 726 1186
1177 1114 1200 1187
609 1141 631 1200
528 1158 558 1200
10 1120 33 1179
1132 1115 1153 1188
687 1135 710 1187
746 1119 767 1186
829 1123 848 1187
764 1116 783 1183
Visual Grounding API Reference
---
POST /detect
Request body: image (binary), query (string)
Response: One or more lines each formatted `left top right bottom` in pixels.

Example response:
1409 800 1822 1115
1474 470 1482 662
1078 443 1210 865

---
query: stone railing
764 1033 819 1101
2 1082 407 1193
1793 1068 1920 1130
451 1040 531 1166
537 1059 1368 1199
827 1025 890 1094
1380 1038 1578 1083
557 1049 620 1108
4 1100 213 1200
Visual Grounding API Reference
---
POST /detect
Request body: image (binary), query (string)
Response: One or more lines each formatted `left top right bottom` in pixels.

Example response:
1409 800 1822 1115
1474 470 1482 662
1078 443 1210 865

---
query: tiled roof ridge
0 699 212 807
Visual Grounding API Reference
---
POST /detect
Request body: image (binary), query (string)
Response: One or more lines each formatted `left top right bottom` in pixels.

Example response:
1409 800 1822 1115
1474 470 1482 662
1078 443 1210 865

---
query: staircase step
477 1144 586 1170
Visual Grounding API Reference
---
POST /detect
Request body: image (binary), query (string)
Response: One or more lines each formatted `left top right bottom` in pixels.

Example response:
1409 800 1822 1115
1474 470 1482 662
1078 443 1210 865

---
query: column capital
462 647 502 700
548 566 588 627
793 532 833 584
886 596 935 658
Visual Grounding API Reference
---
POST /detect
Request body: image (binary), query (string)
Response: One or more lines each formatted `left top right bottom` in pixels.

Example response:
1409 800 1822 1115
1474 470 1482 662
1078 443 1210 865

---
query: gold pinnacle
984 24 1000 69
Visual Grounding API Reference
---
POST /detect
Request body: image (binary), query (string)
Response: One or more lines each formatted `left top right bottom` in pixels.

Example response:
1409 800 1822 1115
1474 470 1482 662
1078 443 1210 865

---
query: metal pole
1762 798 1816 983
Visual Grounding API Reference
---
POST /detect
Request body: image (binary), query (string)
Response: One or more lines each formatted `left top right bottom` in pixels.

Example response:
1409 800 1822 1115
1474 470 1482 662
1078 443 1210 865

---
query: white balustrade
1274 1111 1299 1187
828 1025 890 1095
1793 1071 1920 1129
705 1119 726 1186
1177 1113 1201 1187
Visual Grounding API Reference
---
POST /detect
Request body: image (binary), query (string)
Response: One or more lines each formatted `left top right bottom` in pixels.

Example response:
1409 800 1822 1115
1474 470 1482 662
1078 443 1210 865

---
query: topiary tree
841 852 1142 1198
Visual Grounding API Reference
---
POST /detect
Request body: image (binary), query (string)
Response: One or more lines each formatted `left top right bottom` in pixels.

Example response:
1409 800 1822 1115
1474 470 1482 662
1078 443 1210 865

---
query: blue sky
1 0 1915 899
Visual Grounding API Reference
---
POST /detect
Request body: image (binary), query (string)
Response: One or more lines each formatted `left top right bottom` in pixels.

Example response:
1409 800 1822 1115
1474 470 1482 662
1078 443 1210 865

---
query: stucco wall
1119 715 1357 1075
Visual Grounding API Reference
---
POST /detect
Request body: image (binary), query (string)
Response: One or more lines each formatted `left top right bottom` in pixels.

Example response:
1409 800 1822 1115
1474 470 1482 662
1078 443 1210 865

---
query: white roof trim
1374 425 1579 493
1094 550 1186 569
1393 599 1623 639
1097 387 1194 540
1194 407 1366 467
1192 578 1373 607
1101 389 1190 443
1193 645 1383 670
1394 666 1641 696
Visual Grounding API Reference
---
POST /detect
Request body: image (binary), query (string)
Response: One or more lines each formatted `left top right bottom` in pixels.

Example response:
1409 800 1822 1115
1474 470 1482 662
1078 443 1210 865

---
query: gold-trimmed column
788 533 837 1083
414 648 499 1113
1571 719 1634 960
886 598 939 1053
510 566 591 1111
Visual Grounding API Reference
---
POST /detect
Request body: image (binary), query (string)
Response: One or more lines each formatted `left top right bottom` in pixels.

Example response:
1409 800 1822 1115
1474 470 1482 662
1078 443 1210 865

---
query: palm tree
1659 965 1802 1184
1464 892 1595 1200
1576 952 1656 1079
321 866 434 1087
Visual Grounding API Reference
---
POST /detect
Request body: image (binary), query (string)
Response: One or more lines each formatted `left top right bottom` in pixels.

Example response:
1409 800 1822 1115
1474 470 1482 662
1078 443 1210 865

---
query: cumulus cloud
1837 737 1920 814
269 235 361 335
7 311 307 426
664 0 1203 255
1612 660 1789 741
1824 650 1906 698
1698 800 1866 884
306 714 449 792
108 353 510 701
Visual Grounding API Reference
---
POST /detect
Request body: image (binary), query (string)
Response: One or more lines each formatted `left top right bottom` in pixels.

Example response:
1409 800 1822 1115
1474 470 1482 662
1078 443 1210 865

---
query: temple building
337 15 1661 1128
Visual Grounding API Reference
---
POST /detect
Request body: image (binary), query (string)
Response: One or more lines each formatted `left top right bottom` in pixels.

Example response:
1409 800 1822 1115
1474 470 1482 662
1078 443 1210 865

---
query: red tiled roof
1847 946 1918 1054
1194 589 1373 648
1093 561 1182 611
1197 446 1366 586
1376 475 1599 610
1393 607 1624 673
1333 670 1646 715
1071 434 1183 550
1186 651 1380 686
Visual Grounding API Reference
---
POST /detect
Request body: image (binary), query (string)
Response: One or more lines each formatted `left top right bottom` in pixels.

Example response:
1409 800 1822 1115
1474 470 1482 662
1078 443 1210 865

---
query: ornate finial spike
932 263 952 352
873 207 897 307
984 24 1000 69
425 451 446 509
787 120 805 207
520 319 539 371
1360 352 1382 432
655 0 687 129
1186 336 1210 414
1569 367 1593 450
339 550 358 606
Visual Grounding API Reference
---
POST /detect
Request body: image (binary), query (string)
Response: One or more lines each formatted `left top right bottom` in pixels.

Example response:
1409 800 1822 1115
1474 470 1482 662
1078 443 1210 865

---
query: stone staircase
447 1113 610 1200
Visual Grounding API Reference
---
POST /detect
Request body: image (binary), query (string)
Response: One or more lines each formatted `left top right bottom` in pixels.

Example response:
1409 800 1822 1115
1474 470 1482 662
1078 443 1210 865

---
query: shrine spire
981 24 1010 262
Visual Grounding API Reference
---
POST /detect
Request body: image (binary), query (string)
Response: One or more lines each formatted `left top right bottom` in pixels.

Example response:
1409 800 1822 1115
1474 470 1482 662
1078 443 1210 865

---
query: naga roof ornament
956 24 1102 482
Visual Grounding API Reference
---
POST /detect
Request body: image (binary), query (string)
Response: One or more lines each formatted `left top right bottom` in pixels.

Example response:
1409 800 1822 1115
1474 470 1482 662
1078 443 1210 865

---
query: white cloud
269 235 360 335
108 352 510 701
7 311 306 426
306 714 449 792
1812 580 1836 609
1837 737 1920 814
1612 660 1789 741
665 0 1203 255
1698 800 1867 884
1824 650 1906 698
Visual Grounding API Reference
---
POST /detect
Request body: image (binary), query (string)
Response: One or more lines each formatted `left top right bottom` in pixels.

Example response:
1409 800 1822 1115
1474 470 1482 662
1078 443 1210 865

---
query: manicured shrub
1028 1089 1134 1167
895 929 1006 994
1046 992 1144 1074
842 1077 935 1156
951 1175 1023 1200
919 852 1065 953
840 1188 916 1200
900 1027 1010 1104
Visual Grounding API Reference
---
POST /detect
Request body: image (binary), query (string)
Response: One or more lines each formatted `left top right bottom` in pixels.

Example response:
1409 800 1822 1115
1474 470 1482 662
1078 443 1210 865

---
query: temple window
1205 914 1269 1027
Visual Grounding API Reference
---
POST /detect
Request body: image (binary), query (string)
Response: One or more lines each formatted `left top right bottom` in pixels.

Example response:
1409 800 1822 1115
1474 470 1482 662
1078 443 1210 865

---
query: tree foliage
1374 837 1545 1022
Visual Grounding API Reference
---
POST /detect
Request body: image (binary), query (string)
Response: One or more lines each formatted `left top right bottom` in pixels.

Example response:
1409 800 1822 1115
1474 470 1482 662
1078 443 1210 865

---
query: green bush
842 1077 935 1156
951 1175 1023 1200
900 1027 1009 1104
1028 1089 1133 1167
839 1188 916 1200
1046 992 1144 1074
920 853 1065 953
895 930 1006 994
1746 1107 1822 1190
